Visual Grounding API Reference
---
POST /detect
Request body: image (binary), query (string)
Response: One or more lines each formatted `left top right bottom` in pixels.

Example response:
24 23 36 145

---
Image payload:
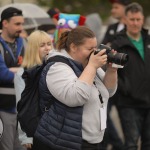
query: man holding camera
111 2 150 149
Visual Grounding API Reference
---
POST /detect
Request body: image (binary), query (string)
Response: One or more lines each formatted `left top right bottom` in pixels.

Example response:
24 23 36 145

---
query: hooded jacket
0 36 25 110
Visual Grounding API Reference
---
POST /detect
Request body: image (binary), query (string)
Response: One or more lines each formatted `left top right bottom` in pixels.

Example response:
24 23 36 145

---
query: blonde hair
22 30 51 68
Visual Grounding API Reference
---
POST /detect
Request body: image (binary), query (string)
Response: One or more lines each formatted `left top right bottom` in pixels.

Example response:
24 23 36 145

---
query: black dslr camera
94 44 129 66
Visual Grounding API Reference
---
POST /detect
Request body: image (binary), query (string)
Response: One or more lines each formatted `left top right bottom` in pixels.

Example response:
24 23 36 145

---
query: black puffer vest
35 56 84 150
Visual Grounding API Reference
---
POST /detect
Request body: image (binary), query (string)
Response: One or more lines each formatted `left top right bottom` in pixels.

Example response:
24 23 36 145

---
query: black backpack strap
0 42 4 61
46 55 84 77
39 56 74 113
46 55 73 70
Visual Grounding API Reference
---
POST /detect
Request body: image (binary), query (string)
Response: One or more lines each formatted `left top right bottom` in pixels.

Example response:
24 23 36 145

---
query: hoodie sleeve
46 62 92 107
0 54 14 83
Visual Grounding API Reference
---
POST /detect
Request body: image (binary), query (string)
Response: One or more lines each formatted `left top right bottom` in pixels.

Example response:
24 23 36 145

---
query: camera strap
93 81 104 107
93 80 107 130
99 94 103 105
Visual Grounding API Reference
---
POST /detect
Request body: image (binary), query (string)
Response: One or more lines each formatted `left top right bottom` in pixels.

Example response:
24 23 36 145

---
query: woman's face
39 40 52 59
70 37 97 67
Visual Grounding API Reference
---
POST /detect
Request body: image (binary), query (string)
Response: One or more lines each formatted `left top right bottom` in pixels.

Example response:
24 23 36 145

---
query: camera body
94 44 129 66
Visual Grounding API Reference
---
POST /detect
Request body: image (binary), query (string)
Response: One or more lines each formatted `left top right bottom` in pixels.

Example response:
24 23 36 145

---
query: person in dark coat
111 2 150 149
101 0 131 150
102 0 131 46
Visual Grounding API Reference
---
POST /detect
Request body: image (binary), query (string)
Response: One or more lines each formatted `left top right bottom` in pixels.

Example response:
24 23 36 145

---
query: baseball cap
0 7 23 29
109 0 131 6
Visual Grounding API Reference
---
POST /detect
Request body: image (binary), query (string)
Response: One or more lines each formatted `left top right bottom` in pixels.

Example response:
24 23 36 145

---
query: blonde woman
14 30 52 150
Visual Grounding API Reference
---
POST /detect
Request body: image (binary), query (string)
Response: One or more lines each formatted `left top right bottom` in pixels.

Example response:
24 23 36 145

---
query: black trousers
82 140 103 150
32 138 103 150
32 137 52 150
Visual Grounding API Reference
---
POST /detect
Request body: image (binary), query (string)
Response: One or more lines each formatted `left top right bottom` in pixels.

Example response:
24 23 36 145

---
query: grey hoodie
46 49 117 144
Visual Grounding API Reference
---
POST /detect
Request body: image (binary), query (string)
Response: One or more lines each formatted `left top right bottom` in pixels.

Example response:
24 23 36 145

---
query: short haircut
125 2 143 15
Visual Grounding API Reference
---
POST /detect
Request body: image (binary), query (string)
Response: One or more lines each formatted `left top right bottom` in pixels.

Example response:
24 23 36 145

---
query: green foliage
135 0 150 17
36 0 52 6
36 0 150 20
47 0 112 20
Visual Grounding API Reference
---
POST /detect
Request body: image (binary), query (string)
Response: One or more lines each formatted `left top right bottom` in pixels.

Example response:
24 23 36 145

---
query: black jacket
111 29 150 108
102 22 120 45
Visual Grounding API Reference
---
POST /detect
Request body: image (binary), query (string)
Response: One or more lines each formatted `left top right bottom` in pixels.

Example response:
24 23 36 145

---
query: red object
17 56 23 65
79 16 86 26
53 13 59 20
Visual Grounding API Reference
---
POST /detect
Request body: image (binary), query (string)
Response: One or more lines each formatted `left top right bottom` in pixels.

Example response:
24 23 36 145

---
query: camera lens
97 44 129 66
108 52 129 66
119 53 129 66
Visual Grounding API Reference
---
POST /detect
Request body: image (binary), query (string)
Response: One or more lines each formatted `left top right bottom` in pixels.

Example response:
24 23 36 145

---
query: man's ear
2 20 8 28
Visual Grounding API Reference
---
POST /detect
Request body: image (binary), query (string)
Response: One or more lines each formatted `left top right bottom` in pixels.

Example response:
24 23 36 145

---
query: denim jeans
118 107 150 150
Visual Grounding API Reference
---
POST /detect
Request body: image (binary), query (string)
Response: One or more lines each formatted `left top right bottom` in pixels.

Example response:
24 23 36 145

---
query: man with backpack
0 7 26 150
